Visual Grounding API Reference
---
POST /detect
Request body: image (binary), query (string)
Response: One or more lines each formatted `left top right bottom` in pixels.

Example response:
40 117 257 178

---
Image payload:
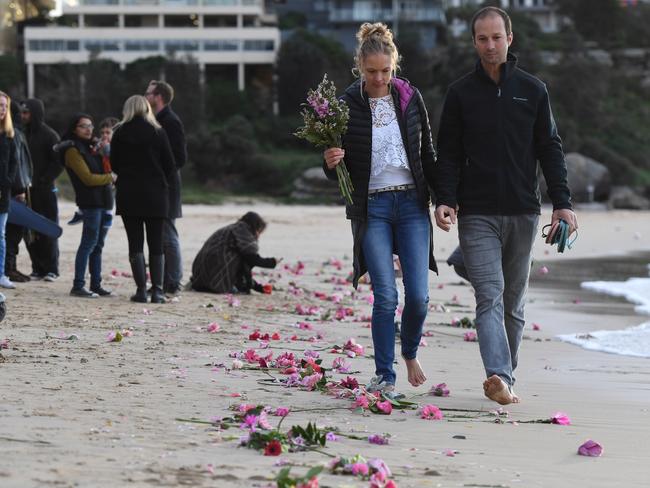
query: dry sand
1 202 649 487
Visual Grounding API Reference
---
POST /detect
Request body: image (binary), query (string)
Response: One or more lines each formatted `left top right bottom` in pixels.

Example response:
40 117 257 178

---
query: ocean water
557 266 650 358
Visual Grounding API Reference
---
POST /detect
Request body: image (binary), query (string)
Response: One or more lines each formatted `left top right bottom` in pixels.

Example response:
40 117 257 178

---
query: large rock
608 186 650 210
539 152 611 203
291 167 343 203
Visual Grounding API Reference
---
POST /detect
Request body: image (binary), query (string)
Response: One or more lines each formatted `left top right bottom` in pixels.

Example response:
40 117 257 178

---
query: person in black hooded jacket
323 23 437 395
20 98 62 281
110 95 175 304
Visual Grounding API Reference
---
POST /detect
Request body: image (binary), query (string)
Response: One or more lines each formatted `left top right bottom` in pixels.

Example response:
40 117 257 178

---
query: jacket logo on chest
512 97 529 102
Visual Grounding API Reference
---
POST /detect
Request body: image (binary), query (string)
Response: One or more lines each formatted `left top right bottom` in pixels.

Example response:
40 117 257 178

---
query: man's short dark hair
99 117 119 130
149 80 174 105
471 6 512 38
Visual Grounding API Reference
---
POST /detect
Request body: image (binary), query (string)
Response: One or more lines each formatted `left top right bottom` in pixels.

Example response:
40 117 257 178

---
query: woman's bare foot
483 375 514 405
404 358 427 387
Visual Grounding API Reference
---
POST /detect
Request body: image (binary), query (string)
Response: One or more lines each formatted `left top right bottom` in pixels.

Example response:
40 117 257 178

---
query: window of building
55 15 79 27
203 15 237 27
161 0 198 5
84 39 121 51
243 39 274 51
165 40 200 52
84 14 119 27
83 0 119 5
28 40 80 51
203 40 239 51
203 0 238 5
164 15 199 27
125 15 160 27
124 39 161 51
123 0 158 5
243 15 259 27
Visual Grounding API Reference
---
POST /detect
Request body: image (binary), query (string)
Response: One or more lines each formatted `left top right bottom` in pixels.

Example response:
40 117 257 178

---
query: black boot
149 254 166 304
129 253 148 303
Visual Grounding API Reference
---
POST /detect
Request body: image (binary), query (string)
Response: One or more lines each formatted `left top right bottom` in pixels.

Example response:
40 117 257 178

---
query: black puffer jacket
0 133 18 212
323 77 438 287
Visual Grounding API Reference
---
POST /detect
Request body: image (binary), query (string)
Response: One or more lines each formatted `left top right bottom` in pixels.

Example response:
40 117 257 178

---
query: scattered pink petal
578 440 603 457
228 392 242 397
419 338 428 347
463 331 478 342
444 449 457 457
350 462 369 476
274 407 290 417
551 412 571 425
532 323 541 331
368 434 389 445
539 266 549 275
227 295 241 307
207 322 220 333
0 338 9 349
206 464 214 474
421 404 443 420
376 400 393 415
142 308 152 315
430 383 450 397
106 331 122 343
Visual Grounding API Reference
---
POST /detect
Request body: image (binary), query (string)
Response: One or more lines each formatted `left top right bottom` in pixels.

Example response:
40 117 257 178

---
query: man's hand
434 205 457 232
15 193 26 203
546 208 578 244
323 147 344 170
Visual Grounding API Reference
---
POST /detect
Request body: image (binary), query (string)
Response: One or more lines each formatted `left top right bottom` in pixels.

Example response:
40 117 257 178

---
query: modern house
23 0 280 96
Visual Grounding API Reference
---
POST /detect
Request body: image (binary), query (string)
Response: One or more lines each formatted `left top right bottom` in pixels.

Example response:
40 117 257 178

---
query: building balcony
328 7 444 23
59 0 263 13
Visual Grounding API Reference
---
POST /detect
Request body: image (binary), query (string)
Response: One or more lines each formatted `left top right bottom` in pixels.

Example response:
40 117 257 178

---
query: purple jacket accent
392 78 415 115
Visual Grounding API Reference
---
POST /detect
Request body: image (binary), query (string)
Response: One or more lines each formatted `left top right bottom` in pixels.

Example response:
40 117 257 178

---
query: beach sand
1 202 649 487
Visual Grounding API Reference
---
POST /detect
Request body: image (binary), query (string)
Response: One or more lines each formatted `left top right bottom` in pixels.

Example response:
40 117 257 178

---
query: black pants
5 222 26 270
26 187 59 276
122 216 164 256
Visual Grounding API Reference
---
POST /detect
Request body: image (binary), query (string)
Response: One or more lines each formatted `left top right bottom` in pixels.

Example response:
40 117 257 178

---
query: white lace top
368 95 413 191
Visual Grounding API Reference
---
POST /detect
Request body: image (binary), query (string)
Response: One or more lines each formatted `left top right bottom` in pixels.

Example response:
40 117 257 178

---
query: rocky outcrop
608 186 650 210
540 152 611 203
291 167 342 203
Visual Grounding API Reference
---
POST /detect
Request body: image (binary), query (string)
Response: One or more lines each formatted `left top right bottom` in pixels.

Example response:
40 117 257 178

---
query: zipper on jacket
497 87 501 97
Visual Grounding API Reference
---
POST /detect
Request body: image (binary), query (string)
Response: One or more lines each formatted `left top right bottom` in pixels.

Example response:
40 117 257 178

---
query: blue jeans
362 190 431 386
458 214 539 387
73 208 110 290
162 218 182 290
0 212 7 277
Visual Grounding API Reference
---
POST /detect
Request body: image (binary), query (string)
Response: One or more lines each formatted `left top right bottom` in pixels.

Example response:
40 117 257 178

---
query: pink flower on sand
244 349 260 363
240 414 259 431
332 357 351 373
464 331 478 342
421 404 443 420
304 349 320 359
532 323 541 331
106 331 122 343
227 295 241 307
430 383 450 397
300 373 323 390
353 394 370 409
368 434 389 445
578 440 603 457
539 266 549 275
344 338 364 356
349 462 369 476
207 322 220 333
368 458 392 477
551 412 571 425
274 407 290 417
375 400 393 415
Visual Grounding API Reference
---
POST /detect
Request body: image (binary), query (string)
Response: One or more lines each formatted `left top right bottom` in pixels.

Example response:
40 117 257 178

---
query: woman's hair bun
356 22 393 44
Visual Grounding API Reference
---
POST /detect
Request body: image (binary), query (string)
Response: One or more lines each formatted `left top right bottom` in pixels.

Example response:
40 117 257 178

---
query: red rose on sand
263 284 273 294
263 439 283 456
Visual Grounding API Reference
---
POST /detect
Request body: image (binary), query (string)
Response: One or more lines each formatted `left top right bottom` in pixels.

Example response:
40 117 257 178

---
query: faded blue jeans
73 208 110 290
458 214 539 387
0 212 7 277
162 218 182 291
362 189 431 386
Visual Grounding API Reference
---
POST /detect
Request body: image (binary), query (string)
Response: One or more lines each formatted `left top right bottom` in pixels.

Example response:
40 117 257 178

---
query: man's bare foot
404 358 427 387
483 375 514 405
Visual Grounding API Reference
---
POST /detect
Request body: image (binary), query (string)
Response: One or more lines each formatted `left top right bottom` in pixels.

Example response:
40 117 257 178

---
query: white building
23 0 280 96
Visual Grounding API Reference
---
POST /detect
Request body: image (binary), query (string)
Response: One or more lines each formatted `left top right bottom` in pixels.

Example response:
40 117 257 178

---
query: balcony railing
329 7 443 22
28 37 274 52
64 0 261 6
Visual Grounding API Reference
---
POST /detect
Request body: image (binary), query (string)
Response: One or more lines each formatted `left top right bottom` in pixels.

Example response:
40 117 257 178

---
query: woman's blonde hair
0 91 15 138
353 22 401 78
119 95 161 129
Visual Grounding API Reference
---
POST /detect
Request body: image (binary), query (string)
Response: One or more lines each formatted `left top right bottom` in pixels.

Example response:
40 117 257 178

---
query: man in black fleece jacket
21 98 62 281
434 7 577 405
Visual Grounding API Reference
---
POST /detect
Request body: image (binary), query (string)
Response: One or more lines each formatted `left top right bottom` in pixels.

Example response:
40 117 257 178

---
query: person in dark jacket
189 212 279 294
323 23 437 395
111 95 175 304
144 80 186 296
434 7 578 405
63 114 115 298
0 91 19 289
5 100 33 283
20 98 62 281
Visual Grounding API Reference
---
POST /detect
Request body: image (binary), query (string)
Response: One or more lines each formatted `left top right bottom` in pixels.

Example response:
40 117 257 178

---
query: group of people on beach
0 6 578 405
324 7 577 405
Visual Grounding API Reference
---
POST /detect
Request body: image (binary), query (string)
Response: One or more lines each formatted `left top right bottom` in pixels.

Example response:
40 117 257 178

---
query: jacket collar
475 52 518 85
345 76 415 115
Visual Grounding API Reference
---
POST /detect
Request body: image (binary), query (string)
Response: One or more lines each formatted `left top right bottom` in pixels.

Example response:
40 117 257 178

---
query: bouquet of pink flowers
294 74 354 205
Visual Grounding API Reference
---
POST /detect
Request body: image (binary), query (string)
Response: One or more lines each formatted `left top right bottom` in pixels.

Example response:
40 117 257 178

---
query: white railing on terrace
63 0 261 6
28 38 274 52
329 7 443 22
